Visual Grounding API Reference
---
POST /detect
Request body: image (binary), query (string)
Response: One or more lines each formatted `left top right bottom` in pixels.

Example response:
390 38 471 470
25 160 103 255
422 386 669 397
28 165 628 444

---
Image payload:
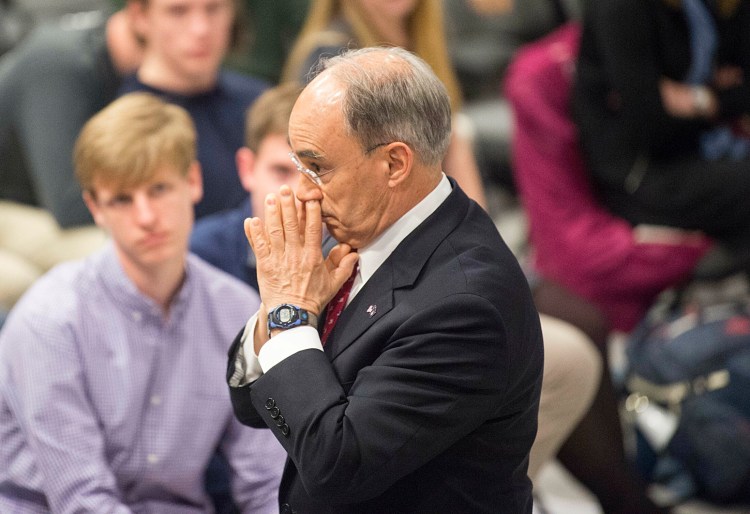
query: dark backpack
625 272 750 504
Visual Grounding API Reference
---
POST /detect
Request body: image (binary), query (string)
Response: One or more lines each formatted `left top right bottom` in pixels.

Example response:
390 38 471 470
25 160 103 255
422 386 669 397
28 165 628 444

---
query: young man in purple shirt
0 92 284 513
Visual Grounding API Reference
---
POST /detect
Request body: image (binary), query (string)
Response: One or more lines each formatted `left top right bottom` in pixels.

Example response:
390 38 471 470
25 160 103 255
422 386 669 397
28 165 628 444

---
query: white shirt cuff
233 312 323 385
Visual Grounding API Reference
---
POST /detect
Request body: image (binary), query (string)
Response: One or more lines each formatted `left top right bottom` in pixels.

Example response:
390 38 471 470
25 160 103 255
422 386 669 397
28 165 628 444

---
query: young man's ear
236 147 256 193
385 142 413 188
187 161 204 204
82 190 106 228
125 0 148 44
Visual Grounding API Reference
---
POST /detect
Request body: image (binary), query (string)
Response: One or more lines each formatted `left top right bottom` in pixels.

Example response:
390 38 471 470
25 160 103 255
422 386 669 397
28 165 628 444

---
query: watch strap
267 304 318 339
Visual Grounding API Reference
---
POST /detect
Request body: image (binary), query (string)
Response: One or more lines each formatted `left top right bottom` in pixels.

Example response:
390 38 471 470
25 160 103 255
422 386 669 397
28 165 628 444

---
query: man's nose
295 174 322 203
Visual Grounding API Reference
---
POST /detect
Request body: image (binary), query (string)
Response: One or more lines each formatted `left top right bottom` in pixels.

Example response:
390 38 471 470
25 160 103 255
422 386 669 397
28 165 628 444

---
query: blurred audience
0 92 284 513
119 0 268 219
574 0 750 267
236 0 310 83
281 0 488 209
0 8 139 227
530 313 601 482
0 8 140 311
506 14 711 514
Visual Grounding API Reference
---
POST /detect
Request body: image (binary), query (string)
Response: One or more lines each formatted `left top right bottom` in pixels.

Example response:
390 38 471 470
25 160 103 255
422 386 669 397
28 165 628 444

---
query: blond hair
281 0 463 111
244 82 304 152
74 92 196 194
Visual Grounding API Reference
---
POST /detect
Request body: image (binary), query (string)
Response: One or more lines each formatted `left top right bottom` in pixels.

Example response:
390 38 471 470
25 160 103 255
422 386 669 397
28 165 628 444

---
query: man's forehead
293 73 343 118
293 85 342 129
91 165 183 193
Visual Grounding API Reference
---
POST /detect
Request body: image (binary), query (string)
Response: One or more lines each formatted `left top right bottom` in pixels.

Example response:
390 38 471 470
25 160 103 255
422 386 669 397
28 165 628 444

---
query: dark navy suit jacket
227 181 544 514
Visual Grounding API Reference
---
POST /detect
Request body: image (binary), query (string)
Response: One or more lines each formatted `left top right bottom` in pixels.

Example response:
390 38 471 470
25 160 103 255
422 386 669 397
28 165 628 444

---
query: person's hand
244 185 358 349
659 78 717 119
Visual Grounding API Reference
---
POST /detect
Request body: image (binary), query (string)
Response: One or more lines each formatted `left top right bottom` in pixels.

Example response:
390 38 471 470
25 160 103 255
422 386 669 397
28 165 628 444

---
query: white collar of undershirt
349 173 451 301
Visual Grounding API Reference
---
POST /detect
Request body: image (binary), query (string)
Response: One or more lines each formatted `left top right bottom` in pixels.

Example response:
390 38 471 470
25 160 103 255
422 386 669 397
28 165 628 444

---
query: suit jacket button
280 503 292 514
269 406 280 418
265 398 276 410
275 415 286 427
280 423 290 437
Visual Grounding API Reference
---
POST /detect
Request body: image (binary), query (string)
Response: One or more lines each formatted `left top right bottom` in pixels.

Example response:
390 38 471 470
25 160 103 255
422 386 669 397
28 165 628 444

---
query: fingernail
266 194 276 206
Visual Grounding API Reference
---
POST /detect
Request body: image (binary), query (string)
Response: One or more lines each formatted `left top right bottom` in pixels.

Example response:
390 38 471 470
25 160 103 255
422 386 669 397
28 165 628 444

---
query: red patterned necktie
321 263 358 345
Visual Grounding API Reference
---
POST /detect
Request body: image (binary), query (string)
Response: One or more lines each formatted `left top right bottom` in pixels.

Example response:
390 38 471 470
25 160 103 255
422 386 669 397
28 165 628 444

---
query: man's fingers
279 185 301 248
331 252 359 290
303 200 323 252
298 198 307 239
326 243 358 291
264 193 285 254
244 217 268 258
326 243 353 272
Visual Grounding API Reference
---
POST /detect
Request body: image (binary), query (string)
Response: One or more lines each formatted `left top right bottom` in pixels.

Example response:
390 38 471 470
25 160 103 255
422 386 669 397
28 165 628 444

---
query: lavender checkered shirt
0 244 285 513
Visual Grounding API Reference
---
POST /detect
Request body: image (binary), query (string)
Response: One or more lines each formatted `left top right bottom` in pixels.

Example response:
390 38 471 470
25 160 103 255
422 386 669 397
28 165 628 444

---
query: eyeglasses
289 142 390 186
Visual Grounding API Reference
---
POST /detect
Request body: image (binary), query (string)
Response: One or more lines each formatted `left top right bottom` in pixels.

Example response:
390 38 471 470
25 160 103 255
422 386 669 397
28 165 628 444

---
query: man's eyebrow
286 137 326 160
296 149 325 160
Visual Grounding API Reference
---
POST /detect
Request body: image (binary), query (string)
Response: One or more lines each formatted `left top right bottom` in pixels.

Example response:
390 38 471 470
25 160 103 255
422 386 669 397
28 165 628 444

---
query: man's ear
236 147 256 193
386 142 413 188
126 0 148 42
187 161 204 204
82 190 106 228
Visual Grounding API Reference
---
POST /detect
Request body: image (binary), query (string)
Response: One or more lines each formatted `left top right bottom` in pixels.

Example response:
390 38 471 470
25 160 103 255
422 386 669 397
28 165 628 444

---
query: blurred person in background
119 0 268 219
281 0 488 209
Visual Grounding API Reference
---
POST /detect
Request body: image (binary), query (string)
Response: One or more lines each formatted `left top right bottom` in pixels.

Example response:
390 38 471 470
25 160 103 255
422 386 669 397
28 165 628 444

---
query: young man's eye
150 183 172 196
167 5 188 17
107 195 132 208
205 2 223 15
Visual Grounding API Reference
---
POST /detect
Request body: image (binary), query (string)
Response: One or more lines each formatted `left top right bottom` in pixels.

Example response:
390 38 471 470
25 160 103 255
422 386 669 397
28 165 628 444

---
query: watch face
278 306 294 324
268 304 314 335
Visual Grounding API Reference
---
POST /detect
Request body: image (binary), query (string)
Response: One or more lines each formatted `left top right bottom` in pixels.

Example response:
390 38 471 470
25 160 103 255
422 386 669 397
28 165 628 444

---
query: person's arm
249 292 508 502
3 309 132 513
221 417 286 514
591 0 699 152
227 311 325 426
444 114 488 210
709 2 750 118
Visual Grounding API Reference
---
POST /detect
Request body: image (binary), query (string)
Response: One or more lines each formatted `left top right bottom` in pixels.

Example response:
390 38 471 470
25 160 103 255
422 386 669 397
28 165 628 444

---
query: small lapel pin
366 305 377 317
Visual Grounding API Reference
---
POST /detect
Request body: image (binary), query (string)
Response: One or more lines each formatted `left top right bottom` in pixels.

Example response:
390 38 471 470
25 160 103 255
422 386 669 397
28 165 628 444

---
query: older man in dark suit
227 46 543 514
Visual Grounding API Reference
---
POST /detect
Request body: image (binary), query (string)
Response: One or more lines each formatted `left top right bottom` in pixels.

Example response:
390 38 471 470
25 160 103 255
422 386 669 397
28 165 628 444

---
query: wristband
692 86 712 117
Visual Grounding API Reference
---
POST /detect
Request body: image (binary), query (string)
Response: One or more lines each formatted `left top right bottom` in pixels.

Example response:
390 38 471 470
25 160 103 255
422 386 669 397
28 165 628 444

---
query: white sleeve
232 313 323 386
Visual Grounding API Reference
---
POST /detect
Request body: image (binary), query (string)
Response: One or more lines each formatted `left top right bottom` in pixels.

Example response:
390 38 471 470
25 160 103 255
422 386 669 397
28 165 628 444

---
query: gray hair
314 46 452 167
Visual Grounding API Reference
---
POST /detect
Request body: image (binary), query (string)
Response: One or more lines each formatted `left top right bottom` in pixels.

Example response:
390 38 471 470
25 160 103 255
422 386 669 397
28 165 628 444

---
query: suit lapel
325 260 395 359
325 180 471 360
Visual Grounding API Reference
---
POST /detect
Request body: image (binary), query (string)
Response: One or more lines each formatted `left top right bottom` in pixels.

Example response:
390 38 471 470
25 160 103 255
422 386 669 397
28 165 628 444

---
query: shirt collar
351 173 451 297
99 242 193 325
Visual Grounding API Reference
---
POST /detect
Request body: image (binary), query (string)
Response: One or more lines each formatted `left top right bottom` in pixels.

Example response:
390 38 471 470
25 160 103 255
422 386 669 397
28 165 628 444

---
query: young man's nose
187 12 212 38
133 194 157 226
